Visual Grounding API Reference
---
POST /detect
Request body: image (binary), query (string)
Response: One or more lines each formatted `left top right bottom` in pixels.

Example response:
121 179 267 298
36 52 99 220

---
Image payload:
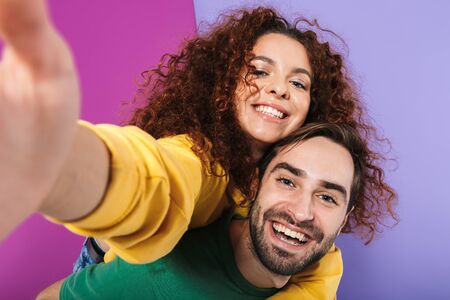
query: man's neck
229 219 291 289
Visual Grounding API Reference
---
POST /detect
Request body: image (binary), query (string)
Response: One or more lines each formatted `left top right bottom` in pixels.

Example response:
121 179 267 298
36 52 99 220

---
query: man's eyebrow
270 162 349 200
320 180 348 201
270 162 306 178
251 55 312 80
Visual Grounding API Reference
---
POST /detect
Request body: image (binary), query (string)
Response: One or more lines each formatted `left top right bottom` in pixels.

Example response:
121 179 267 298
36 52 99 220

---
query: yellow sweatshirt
58 121 342 299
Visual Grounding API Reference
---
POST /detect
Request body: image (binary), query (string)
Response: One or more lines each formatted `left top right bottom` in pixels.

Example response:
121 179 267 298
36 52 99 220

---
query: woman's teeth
255 105 286 119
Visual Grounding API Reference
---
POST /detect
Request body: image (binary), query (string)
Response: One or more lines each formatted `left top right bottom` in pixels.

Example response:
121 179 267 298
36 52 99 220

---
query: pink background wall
0 1 196 298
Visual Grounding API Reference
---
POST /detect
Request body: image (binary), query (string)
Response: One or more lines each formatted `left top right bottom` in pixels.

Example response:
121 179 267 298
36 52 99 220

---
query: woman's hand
0 0 80 240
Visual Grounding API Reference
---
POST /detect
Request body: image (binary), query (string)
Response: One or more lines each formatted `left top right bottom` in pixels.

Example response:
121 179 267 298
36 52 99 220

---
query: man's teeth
273 222 307 243
255 105 286 119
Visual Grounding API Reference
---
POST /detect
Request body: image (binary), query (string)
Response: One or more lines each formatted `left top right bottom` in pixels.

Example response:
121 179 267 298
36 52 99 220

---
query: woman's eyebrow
251 56 312 80
251 55 275 64
291 68 312 80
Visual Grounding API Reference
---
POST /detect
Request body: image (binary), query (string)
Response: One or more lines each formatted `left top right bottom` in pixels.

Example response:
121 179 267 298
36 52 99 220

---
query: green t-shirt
61 214 279 299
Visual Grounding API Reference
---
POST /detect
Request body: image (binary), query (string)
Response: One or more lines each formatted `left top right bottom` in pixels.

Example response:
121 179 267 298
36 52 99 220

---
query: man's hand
0 0 80 240
36 278 64 300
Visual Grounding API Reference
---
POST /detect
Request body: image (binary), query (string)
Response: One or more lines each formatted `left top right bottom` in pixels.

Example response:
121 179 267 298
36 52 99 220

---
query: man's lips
273 221 312 241
268 220 313 249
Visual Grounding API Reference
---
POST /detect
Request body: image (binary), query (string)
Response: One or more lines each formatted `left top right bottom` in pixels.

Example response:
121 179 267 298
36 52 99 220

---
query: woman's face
235 33 312 155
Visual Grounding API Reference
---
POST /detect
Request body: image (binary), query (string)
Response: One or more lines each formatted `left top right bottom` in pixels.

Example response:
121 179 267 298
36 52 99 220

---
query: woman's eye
277 177 295 187
252 69 268 77
290 81 305 89
319 194 337 205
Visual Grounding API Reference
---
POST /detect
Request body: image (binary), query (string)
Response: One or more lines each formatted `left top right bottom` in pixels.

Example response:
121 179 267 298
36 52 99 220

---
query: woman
0 3 396 299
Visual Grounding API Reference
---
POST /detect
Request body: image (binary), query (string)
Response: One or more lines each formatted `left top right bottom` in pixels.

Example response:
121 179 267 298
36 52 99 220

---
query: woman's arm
0 0 109 240
39 124 110 221
0 1 227 266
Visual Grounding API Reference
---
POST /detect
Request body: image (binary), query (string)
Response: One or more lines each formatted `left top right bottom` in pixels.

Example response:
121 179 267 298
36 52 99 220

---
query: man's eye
277 177 295 187
319 194 337 205
290 80 305 89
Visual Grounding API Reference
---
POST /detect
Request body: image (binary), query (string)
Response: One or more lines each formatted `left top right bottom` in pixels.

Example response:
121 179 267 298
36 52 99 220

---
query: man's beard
249 203 337 276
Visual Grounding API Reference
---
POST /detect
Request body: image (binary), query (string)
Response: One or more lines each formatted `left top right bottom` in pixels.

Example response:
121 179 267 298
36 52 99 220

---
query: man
38 122 364 299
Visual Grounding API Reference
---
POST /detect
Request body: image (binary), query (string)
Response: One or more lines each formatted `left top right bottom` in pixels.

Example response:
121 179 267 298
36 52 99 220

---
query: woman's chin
248 136 278 160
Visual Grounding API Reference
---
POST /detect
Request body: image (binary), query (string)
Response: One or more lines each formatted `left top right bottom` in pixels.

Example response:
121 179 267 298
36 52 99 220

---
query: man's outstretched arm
36 279 64 300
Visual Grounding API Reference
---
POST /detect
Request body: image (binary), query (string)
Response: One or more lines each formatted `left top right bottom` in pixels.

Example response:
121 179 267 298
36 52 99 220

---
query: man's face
249 136 354 275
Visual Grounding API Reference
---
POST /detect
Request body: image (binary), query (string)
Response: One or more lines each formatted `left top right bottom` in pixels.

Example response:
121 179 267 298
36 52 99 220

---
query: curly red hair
128 7 397 242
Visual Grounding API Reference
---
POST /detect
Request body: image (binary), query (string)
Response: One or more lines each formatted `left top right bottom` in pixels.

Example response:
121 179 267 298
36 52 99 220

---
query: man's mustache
263 209 324 243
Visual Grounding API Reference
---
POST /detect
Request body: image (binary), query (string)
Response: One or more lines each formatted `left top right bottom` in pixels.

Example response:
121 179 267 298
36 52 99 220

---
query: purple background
1 0 449 299
195 0 450 299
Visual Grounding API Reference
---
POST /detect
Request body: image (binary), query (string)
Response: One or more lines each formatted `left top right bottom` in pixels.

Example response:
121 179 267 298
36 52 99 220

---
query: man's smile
267 220 315 251
272 221 309 245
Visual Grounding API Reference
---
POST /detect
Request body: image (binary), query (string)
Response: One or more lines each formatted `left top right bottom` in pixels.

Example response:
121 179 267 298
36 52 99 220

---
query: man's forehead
267 137 354 191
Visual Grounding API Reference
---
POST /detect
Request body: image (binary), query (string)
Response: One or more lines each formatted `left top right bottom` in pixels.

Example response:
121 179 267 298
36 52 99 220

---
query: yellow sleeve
57 121 229 264
268 245 343 300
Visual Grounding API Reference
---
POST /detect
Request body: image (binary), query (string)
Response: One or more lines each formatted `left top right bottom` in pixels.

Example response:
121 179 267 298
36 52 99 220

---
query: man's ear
338 206 354 235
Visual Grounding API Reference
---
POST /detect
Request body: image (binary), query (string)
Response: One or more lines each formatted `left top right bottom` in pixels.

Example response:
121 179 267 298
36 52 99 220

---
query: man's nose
288 195 314 222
